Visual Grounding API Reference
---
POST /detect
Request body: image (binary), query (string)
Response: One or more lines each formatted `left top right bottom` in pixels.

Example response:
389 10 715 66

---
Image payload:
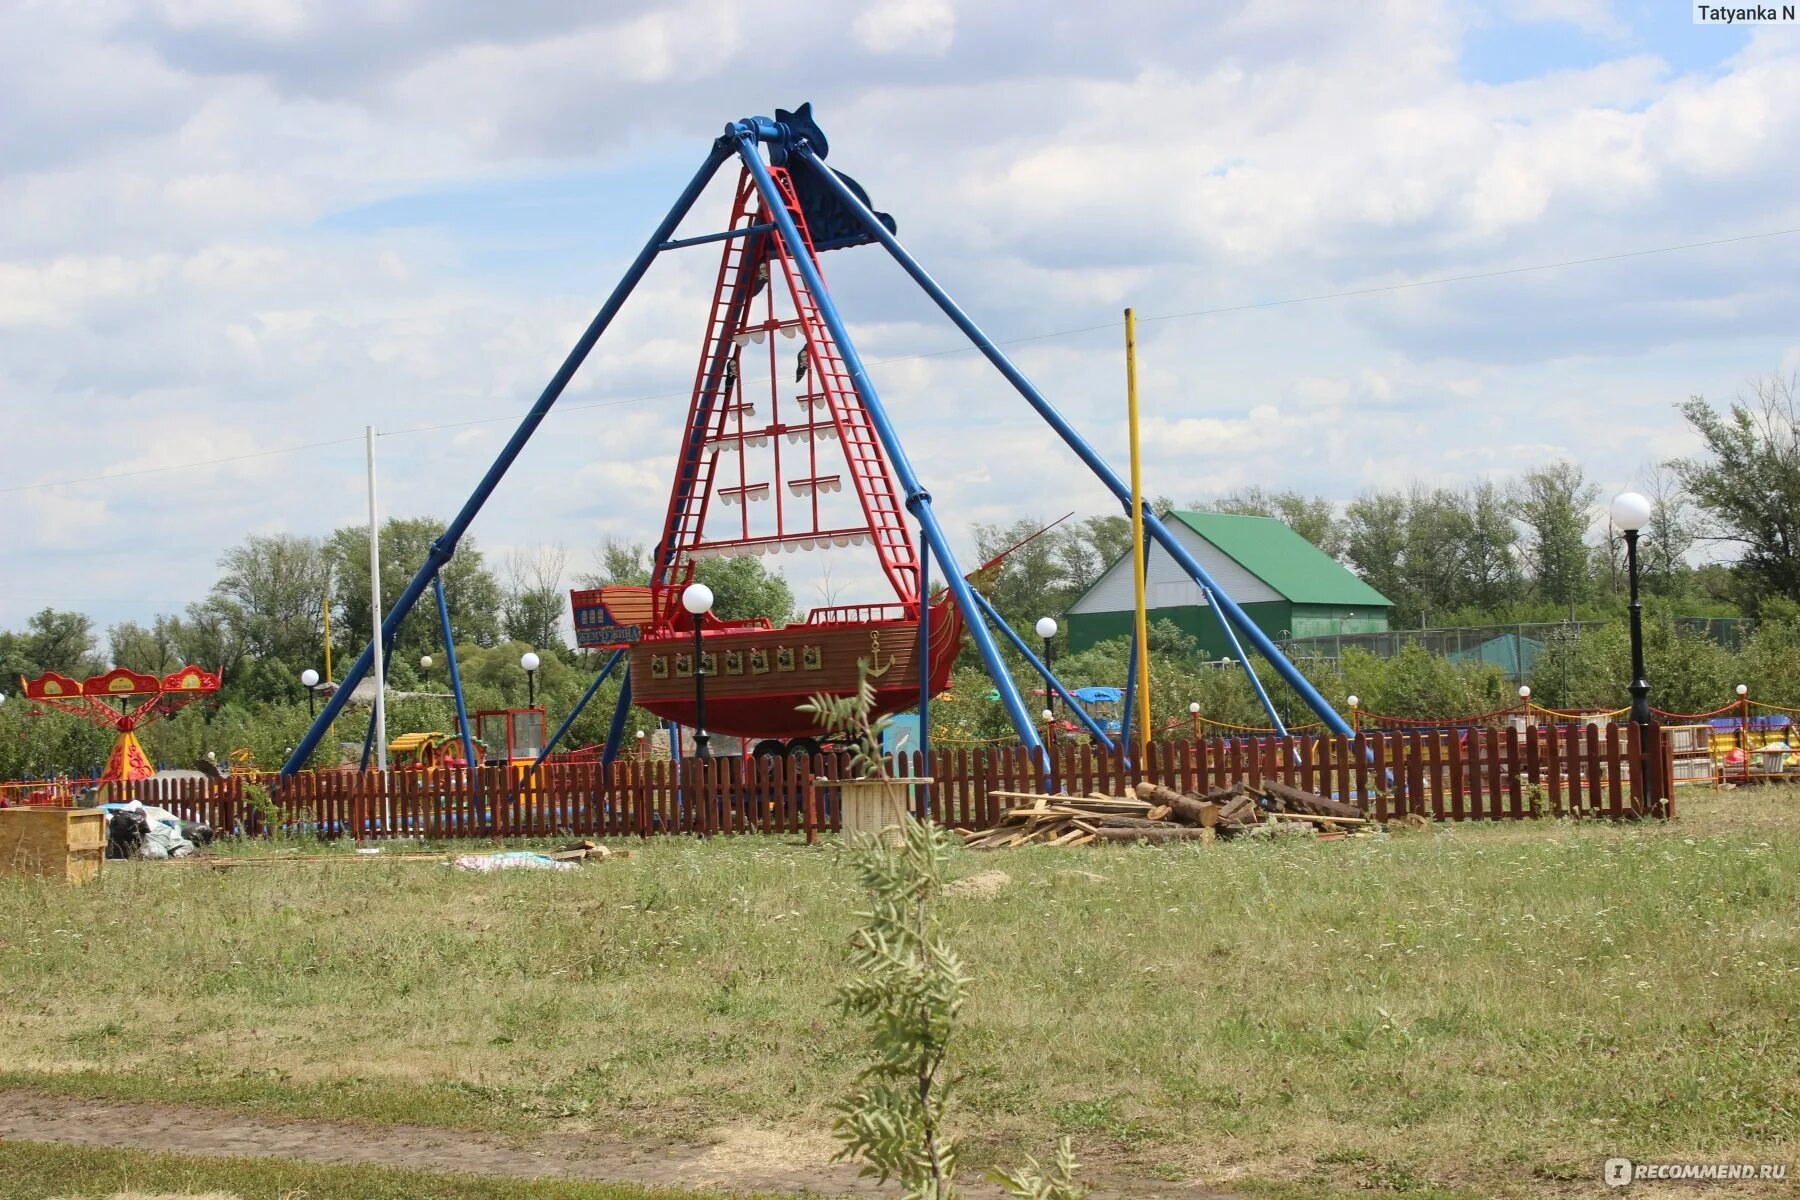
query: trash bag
142 821 195 859
105 807 150 860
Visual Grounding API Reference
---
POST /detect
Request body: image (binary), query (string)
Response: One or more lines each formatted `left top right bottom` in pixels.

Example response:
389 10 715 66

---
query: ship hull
629 602 960 742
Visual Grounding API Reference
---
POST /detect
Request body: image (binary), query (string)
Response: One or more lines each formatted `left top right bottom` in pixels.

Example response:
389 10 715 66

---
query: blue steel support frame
359 704 377 771
434 573 482 822
789 145 1346 737
356 620 396 771
915 536 931 809
970 591 1116 751
1201 583 1283 733
532 648 626 771
600 667 633 768
281 140 735 774
730 126 1044 755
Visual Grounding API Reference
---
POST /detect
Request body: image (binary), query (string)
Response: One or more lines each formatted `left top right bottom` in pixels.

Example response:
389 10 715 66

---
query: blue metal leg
970 591 1116 752
1120 617 1141 770
356 624 397 771
731 130 1043 755
359 705 377 772
601 666 634 769
789 145 1348 737
533 649 625 770
1203 585 1285 735
281 141 734 775
435 573 482 829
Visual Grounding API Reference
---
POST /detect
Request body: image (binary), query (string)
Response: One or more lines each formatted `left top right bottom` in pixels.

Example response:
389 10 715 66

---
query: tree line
974 375 1800 634
3 374 1794 775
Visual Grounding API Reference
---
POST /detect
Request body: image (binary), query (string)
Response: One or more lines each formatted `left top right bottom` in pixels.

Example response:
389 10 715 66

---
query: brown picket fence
111 722 1672 841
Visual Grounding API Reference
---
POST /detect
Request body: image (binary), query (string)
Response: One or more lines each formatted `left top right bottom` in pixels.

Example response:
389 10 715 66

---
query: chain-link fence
1283 618 1756 681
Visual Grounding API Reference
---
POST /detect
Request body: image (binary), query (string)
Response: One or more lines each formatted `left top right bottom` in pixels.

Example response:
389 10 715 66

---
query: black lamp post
1611 491 1656 812
682 583 714 759
1035 616 1058 719
520 651 540 708
300 669 319 718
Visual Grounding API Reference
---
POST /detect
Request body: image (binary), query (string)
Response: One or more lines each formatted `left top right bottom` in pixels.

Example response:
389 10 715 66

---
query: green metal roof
1167 511 1393 608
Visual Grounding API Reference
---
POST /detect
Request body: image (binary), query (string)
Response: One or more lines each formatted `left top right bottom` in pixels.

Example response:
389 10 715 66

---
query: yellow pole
1125 308 1152 764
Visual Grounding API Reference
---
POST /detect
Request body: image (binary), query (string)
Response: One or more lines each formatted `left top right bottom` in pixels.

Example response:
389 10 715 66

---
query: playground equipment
473 707 547 773
387 731 465 771
19 665 220 784
282 103 1345 777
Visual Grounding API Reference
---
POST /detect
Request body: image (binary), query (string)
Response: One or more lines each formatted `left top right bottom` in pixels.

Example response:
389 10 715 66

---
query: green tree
1673 374 1800 609
1513 462 1597 612
500 544 568 654
107 615 189 675
1346 485 1521 625
1640 464 1697 597
0 608 102 682
205 533 333 671
581 539 795 623
1344 491 1407 612
581 538 652 588
326 518 504 667
972 517 1079 630
1461 480 1523 612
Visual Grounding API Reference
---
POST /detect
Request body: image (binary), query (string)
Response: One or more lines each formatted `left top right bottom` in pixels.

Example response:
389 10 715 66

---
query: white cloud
852 0 955 55
1 0 1796 634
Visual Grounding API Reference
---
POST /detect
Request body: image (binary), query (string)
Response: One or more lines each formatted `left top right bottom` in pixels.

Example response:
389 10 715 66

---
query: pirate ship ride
570 153 962 747
282 103 1351 779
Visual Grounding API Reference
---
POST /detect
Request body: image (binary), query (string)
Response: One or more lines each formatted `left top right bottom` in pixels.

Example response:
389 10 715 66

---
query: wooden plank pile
958 780 1374 850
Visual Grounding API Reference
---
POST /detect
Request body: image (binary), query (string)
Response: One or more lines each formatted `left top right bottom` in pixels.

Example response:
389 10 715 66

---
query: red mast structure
570 164 960 751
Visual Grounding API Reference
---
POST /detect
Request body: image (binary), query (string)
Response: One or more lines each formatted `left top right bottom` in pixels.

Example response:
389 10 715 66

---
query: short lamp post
1188 700 1202 739
635 729 647 759
520 651 541 708
682 583 714 759
1034 617 1058 718
1518 685 1531 722
300 669 320 718
1041 707 1055 743
1736 683 1750 784
1610 491 1656 813
1346 694 1359 734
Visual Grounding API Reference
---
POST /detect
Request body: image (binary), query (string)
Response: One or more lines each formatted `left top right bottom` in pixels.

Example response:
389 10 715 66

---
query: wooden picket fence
111 722 1671 840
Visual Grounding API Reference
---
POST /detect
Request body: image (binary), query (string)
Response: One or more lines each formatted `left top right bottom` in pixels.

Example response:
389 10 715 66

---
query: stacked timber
958 780 1373 850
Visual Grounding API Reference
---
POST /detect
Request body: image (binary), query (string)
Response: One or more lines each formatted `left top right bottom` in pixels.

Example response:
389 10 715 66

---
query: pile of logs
958 780 1373 850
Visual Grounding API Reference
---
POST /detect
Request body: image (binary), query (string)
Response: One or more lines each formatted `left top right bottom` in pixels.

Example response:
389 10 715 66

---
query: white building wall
1066 522 1283 614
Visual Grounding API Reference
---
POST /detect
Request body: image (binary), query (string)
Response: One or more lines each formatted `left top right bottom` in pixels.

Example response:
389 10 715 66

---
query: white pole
367 425 388 770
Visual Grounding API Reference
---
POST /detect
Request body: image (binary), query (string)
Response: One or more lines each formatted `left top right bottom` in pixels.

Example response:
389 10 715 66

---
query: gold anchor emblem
866 630 896 677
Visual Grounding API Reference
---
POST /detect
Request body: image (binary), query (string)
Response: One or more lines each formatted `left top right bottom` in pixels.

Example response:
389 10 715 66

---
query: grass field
2 790 1797 1198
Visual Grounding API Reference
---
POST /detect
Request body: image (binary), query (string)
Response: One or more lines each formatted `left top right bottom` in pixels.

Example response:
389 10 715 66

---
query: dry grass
2 788 1796 1198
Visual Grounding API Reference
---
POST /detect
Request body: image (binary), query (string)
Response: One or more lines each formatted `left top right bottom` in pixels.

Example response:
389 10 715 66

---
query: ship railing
804 603 913 625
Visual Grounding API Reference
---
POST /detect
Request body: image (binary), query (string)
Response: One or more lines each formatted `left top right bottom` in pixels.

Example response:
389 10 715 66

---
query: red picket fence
111 723 1671 840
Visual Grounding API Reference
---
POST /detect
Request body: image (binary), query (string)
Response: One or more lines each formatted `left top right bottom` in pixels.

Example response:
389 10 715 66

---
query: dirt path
1 1088 1237 1198
0 1088 892 1197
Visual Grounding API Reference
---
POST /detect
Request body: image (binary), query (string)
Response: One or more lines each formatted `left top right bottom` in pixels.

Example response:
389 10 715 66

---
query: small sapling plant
817 663 1083 1200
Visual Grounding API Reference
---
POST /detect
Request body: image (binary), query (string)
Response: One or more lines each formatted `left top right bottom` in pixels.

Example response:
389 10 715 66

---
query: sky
3 0 1798 645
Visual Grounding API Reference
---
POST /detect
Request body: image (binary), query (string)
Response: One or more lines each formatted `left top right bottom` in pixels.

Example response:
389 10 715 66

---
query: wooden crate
0 807 106 884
